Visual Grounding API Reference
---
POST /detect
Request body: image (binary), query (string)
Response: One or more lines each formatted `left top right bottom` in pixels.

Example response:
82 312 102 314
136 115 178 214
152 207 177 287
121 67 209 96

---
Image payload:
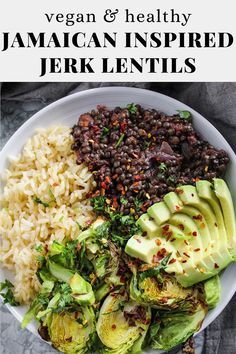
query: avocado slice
147 201 171 225
164 192 218 272
196 180 233 266
213 178 236 258
178 185 232 267
137 213 160 239
164 192 184 213
125 235 159 264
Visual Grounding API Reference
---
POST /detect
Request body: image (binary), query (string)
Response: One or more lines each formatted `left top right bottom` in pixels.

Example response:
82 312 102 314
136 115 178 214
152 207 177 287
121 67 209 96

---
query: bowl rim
1 86 236 348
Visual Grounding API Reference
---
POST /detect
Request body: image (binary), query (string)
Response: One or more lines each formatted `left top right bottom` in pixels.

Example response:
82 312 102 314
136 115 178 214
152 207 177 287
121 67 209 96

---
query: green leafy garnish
115 133 125 148
33 197 50 208
35 244 43 252
75 221 82 230
139 253 172 282
177 110 191 119
134 197 143 211
159 163 167 172
91 196 107 213
0 280 19 306
120 197 128 205
127 103 138 115
101 127 109 136
48 188 56 202
167 176 175 183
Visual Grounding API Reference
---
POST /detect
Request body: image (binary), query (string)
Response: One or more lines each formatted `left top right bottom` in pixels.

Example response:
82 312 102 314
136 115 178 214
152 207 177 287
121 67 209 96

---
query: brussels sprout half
96 291 151 354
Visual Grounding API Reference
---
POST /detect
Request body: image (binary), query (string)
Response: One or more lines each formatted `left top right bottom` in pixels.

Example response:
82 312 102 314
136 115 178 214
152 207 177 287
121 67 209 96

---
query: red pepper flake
52 182 59 187
155 239 162 246
170 238 176 242
133 181 140 187
184 240 189 246
193 214 203 221
101 181 108 190
215 223 218 227
112 196 118 208
200 223 205 229
214 263 219 269
176 188 184 194
192 231 198 237
178 224 185 231
194 248 200 252
181 260 187 263
169 258 176 264
183 252 190 258
162 225 170 232
175 205 181 211
105 176 111 184
120 121 127 132
134 236 141 243
134 175 141 181
111 324 116 330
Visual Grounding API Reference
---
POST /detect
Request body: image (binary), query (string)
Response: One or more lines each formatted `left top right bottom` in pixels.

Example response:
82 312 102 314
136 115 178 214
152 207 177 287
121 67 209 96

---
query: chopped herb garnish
143 140 151 149
120 197 128 205
167 176 175 183
139 253 172 282
102 127 110 136
134 197 143 211
33 197 50 208
159 163 167 172
91 196 107 213
35 244 43 252
177 110 191 119
0 280 19 306
127 103 138 115
115 133 125 148
48 188 56 202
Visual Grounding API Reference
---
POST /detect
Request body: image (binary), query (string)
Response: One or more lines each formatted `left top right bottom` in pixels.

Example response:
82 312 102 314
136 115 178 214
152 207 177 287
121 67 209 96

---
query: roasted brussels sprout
46 306 96 354
150 302 207 351
96 290 151 353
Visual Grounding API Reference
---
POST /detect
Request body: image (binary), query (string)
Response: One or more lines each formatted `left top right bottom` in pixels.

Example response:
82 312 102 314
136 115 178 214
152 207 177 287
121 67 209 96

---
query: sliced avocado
213 178 236 258
137 213 160 239
196 180 233 265
125 235 159 264
125 234 183 274
178 185 232 266
163 191 217 271
204 274 221 309
147 201 171 225
164 192 184 213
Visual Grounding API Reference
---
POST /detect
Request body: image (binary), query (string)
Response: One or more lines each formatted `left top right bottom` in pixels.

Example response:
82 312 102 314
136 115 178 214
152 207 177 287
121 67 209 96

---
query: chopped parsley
127 103 138 115
177 110 191 119
159 163 167 172
102 127 110 137
33 197 50 208
34 244 43 252
115 133 125 148
0 280 19 306
167 176 175 183
120 197 128 205
91 196 107 213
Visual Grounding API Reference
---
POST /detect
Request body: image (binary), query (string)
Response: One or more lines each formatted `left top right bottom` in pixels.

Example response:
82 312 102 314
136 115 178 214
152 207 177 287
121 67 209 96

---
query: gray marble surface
1 82 236 354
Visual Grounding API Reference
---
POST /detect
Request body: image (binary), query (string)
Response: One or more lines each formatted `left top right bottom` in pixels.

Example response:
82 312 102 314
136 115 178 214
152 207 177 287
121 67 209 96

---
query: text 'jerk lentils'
71 104 229 216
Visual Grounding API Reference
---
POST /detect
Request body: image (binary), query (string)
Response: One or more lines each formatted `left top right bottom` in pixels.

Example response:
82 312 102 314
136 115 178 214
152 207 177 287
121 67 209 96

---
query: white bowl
1 87 236 352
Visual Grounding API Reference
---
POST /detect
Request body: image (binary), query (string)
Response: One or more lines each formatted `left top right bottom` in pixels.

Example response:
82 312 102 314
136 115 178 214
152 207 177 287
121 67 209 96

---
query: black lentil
71 105 229 215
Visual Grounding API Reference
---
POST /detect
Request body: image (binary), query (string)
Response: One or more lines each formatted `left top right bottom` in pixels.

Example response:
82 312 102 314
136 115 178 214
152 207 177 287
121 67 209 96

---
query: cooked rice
0 126 96 303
